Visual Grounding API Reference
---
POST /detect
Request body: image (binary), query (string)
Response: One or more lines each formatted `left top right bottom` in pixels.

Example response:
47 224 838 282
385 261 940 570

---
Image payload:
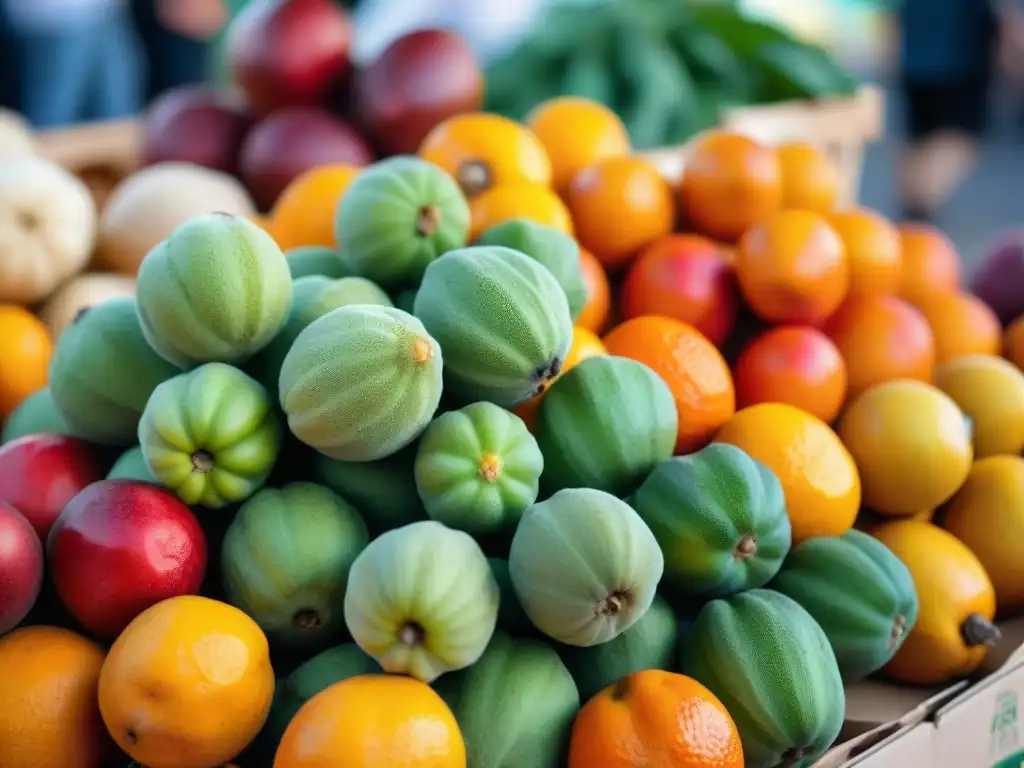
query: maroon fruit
47 480 207 639
0 435 105 540
0 503 43 634
226 0 353 116
970 228 1024 326
238 107 373 209
353 28 483 156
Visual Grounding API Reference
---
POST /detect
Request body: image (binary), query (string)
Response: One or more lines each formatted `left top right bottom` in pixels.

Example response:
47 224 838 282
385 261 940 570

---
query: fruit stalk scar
415 204 441 236
191 450 214 474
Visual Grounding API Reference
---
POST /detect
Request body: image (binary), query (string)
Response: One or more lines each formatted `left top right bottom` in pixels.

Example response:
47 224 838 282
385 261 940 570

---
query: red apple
353 28 483 156
0 435 105 540
238 107 373 209
970 228 1024 326
141 85 254 175
47 479 207 639
226 0 353 116
0 502 43 634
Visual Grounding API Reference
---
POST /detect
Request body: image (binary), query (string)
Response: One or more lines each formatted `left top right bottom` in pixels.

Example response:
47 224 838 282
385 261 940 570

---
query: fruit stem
595 590 630 617
191 450 214 474
479 454 502 482
415 204 441 237
780 748 807 767
889 614 908 649
733 533 758 559
610 675 631 701
457 160 492 197
961 612 1002 647
399 621 426 646
293 609 323 630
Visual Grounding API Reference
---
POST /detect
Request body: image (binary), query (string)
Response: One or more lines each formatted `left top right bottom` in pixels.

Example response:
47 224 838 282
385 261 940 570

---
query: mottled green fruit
335 155 471 289
1 388 68 444
136 212 293 367
138 362 282 509
286 245 354 279
48 298 181 446
488 558 535 638
414 246 573 407
107 446 156 483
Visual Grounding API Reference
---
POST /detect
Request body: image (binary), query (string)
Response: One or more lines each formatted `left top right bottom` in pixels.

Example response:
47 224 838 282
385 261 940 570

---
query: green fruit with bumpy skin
476 219 586 320
629 443 791 599
343 519 499 682
414 246 573 407
509 488 664 647
415 402 543 535
135 212 293 367
107 446 156 483
537 355 677 497
221 482 369 649
680 589 845 768
769 529 919 682
335 155 471 289
434 631 579 768
286 245 354 279
279 305 443 462
489 558 534 637
138 362 282 509
48 298 181 446
1 388 69 444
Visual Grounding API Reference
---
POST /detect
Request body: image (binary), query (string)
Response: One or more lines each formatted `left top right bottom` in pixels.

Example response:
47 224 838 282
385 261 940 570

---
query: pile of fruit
3 91 1024 768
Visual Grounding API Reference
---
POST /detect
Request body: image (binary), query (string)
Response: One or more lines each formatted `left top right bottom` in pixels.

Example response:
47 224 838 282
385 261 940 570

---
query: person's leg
12 27 93 129
132 0 211 100
85 10 145 122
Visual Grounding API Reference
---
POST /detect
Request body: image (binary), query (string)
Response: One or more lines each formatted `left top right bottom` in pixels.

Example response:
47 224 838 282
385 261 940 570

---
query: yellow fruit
934 354 1024 458
838 380 973 517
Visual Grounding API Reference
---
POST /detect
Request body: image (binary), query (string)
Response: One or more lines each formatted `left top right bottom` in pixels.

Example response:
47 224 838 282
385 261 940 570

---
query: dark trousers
131 0 212 100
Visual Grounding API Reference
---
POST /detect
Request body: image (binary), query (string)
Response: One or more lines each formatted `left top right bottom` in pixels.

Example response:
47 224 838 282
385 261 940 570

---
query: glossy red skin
47 479 207 639
0 434 105 540
0 502 44 634
353 28 483 156
227 0 353 116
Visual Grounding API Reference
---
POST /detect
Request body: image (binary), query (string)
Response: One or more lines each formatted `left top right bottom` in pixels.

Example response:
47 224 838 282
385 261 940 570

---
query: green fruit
488 558 533 637
434 631 579 768
135 212 293 368
48 298 181 446
393 288 418 314
476 219 586 320
537 356 677 497
509 488 664 647
769 529 919 682
558 594 678 702
279 305 443 462
221 482 369 649
107 446 156 483
138 362 283 509
414 246 573 407
343 520 499 682
335 155 471 289
680 588 845 768
629 443 791 598
414 402 542 535
286 246 354 279
1 388 69 444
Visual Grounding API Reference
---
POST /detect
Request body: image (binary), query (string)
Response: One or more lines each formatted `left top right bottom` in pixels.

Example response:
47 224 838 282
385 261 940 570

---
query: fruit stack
1 95 1023 768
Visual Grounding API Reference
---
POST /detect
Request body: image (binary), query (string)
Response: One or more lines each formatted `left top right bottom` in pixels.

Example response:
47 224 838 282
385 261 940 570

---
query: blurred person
132 0 227 100
0 2 18 109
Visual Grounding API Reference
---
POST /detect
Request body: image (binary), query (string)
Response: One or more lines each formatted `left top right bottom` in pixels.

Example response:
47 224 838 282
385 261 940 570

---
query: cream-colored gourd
0 109 36 160
38 272 137 339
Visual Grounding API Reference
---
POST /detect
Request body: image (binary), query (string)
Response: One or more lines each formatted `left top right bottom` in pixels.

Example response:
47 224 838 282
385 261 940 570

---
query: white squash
39 272 137 339
0 109 36 160
0 157 97 305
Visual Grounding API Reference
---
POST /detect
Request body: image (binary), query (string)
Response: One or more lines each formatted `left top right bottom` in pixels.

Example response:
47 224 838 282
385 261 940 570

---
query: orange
828 208 903 298
98 595 275 768
248 213 279 240
733 325 848 423
270 163 360 251
915 290 1001 364
898 223 961 306
513 324 607 430
735 209 849 324
603 316 735 454
566 156 675 270
679 130 782 243
777 141 840 213
715 402 861 543
823 294 935 401
526 96 631 193
567 670 743 768
419 112 551 197
0 626 111 768
0 305 53 422
468 182 573 241
576 248 611 333
1004 314 1024 370
274 674 465 768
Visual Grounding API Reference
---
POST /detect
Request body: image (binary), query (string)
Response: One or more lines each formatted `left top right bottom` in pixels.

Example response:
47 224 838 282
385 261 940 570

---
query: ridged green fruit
488 558 534 637
630 443 791 598
138 362 282 509
680 589 845 768
537 355 677 497
558 594 678 702
335 156 471 289
221 482 369 649
107 446 156 483
280 305 443 462
415 402 543 535
770 529 919 682
434 632 580 768
344 520 499 682
1 388 68 444
48 298 181 446
286 245 354 279
476 219 586 320
509 488 664 647
135 212 293 367
414 246 573 406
